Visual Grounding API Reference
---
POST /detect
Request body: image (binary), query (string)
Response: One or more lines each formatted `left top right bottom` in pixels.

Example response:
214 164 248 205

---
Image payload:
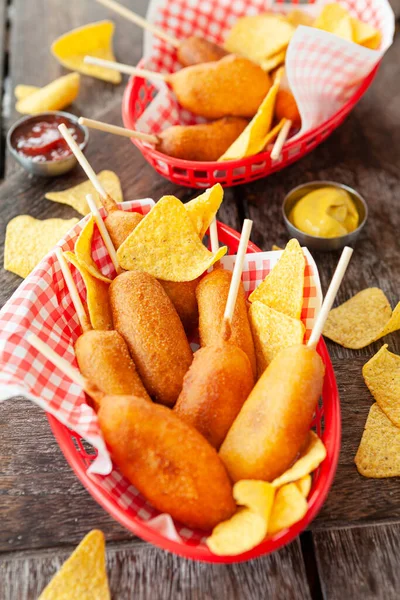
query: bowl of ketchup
7 111 89 177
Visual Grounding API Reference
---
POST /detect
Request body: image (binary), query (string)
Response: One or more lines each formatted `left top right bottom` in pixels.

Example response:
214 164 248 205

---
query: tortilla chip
4 216 78 278
51 21 121 84
272 244 283 251
363 344 400 427
355 403 400 478
322 288 400 349
268 483 308 536
46 171 123 216
15 84 39 100
38 530 110 599
219 70 284 160
234 480 275 521
314 4 353 42
64 252 113 331
272 432 327 488
185 184 223 239
117 195 227 281
207 508 267 556
286 10 314 28
249 301 305 375
260 50 286 72
16 73 80 115
296 475 312 498
351 18 381 49
249 239 305 319
225 14 294 64
75 216 112 283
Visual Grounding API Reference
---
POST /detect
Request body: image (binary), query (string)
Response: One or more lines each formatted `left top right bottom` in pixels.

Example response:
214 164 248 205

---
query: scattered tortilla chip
249 239 305 319
249 301 305 375
4 216 78 278
219 70 284 161
185 183 223 239
314 4 353 41
323 288 400 349
75 216 112 283
272 432 327 488
15 84 39 100
234 480 275 521
51 21 121 84
268 483 308 536
355 403 400 478
16 73 80 115
117 195 227 281
207 508 267 556
38 530 110 600
363 344 400 427
225 14 294 64
351 17 381 49
45 171 123 216
296 475 312 498
64 252 113 331
286 10 314 28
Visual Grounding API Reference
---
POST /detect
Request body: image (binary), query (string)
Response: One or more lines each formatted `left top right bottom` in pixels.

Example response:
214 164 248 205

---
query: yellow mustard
289 187 359 238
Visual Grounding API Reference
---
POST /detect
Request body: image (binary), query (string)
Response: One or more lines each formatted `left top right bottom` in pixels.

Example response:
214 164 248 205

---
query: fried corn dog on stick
110 271 193 407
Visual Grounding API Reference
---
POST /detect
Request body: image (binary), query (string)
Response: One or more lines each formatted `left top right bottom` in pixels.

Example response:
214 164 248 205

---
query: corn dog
109 271 193 406
159 278 199 333
177 36 228 66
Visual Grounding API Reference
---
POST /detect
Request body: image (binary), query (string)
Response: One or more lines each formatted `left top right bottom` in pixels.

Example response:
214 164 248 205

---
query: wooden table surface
1 1 400 598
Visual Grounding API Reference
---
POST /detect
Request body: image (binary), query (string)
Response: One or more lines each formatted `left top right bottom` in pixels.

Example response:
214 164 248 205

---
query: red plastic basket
47 220 341 563
122 63 379 189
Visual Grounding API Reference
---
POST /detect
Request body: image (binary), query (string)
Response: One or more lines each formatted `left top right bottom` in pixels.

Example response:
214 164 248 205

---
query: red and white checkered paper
135 0 394 141
0 200 322 545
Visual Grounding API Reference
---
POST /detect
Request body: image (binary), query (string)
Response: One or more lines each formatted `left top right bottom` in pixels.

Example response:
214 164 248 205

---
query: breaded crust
159 279 199 333
105 210 143 249
177 36 228 67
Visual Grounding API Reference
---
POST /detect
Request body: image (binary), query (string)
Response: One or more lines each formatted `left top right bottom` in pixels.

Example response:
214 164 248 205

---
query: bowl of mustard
282 181 368 251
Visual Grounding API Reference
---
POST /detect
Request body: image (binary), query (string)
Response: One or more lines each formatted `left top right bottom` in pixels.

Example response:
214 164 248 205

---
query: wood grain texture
314 524 400 600
0 537 311 600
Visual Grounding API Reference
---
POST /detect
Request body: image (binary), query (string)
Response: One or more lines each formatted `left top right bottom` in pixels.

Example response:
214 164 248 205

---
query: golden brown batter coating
219 345 325 482
177 36 228 67
104 210 143 250
159 278 199 333
98 395 236 530
197 267 257 377
170 55 271 119
174 342 254 449
109 271 193 407
157 118 248 161
75 330 151 410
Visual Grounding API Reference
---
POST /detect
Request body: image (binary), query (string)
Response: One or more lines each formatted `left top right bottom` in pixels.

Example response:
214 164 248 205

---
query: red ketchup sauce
11 115 84 163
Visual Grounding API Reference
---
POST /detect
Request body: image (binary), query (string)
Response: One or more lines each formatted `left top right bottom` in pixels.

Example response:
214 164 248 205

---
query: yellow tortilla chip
207 508 267 556
249 301 305 375
64 252 113 331
75 216 112 283
38 530 110 600
225 14 294 64
272 244 283 251
16 73 80 115
46 171 123 216
15 84 39 100
355 403 400 478
260 50 286 73
351 18 381 49
286 10 314 28
117 195 227 281
219 70 284 161
249 239 305 319
272 432 327 488
234 480 275 521
52 21 121 84
268 483 308 536
184 183 223 239
4 216 78 278
323 288 400 349
296 475 312 498
314 4 352 40
363 344 400 427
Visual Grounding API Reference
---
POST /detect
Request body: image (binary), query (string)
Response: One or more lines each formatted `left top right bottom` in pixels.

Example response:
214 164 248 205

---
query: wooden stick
307 246 353 349
96 0 180 48
209 218 219 254
86 194 122 275
270 119 292 161
78 117 158 144
27 333 87 389
55 248 92 333
222 219 253 339
84 56 169 81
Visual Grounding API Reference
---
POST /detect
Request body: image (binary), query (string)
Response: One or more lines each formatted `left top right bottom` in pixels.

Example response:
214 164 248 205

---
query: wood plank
313 524 400 600
0 0 8 179
5 0 148 176
0 537 311 600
